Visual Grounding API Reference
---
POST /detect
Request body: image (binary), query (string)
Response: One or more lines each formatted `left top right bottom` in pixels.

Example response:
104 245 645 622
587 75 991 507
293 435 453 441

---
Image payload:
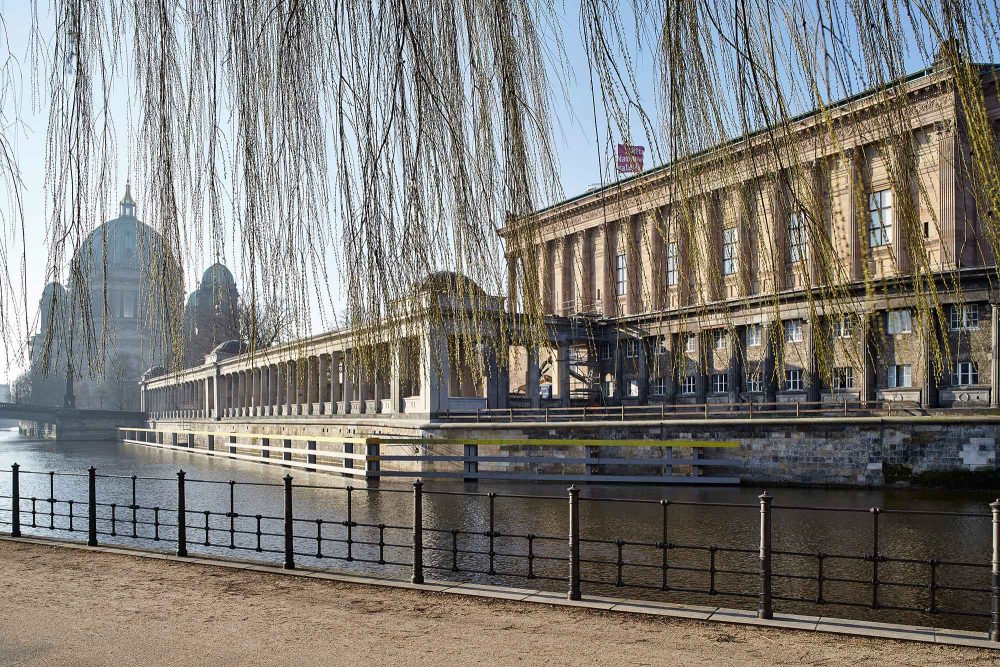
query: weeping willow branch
1 0 999 390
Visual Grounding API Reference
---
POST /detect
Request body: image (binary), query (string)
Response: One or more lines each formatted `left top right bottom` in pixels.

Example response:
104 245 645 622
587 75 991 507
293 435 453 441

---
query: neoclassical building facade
501 63 1000 411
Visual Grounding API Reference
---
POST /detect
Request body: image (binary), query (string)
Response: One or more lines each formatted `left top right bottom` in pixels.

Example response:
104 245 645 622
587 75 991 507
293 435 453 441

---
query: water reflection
0 429 994 631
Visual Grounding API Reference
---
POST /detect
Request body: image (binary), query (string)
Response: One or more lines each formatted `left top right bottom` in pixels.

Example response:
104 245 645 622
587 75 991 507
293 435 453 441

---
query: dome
186 290 201 308
202 262 235 288
74 215 165 276
416 271 486 296
210 339 248 355
141 366 167 381
41 282 66 300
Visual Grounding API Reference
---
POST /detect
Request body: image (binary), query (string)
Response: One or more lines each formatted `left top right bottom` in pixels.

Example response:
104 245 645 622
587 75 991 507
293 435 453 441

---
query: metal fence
1 462 998 639
447 399 924 423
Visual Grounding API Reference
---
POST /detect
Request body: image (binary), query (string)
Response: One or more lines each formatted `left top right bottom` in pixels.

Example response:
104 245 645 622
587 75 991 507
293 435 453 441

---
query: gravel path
0 540 996 666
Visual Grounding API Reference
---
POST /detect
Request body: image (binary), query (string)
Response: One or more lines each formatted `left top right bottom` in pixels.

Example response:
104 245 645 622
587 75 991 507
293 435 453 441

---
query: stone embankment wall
146 415 1000 487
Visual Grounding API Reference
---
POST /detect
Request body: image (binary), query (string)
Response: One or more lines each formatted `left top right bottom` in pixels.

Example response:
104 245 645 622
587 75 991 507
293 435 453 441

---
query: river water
0 428 996 632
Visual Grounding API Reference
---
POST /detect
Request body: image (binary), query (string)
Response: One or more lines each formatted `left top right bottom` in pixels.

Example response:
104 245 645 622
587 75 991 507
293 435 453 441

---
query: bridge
0 402 146 441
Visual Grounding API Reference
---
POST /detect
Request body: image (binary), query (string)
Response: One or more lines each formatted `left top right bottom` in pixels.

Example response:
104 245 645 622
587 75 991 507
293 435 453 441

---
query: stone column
389 345 402 413
807 317 822 403
305 356 316 415
526 345 540 408
992 304 1000 408
637 338 649 402
924 313 940 409
557 342 571 407
862 314 878 403
695 332 708 405
728 327 742 405
342 350 354 414
763 322 779 404
286 361 297 415
318 354 329 414
356 357 369 414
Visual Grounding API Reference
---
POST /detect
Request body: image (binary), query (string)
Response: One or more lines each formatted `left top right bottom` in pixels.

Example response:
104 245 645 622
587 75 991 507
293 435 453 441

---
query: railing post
176 470 187 557
412 479 424 584
758 491 773 619
990 499 1000 641
10 463 20 537
87 466 98 546
568 485 581 600
283 474 295 569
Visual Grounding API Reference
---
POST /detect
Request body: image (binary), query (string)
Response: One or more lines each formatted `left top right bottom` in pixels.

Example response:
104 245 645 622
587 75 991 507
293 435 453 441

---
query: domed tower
183 261 240 365
63 182 184 409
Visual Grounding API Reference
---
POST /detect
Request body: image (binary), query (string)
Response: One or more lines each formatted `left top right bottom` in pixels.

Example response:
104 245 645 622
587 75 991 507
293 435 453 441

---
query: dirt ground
0 540 996 666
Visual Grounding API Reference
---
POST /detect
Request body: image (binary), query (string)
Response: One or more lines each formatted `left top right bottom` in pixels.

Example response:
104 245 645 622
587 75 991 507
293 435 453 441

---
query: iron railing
447 399 924 423
0 462 998 638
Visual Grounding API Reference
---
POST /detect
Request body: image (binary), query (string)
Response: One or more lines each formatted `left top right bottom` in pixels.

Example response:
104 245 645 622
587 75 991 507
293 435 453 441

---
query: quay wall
144 415 1000 487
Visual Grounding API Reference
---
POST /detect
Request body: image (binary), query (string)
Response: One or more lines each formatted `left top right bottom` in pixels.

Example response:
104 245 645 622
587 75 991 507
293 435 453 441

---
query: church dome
202 262 235 288
41 282 66 300
416 271 486 296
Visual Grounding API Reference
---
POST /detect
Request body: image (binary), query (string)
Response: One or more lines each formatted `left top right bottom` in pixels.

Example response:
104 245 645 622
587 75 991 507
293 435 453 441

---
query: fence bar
991 499 1000 642
10 463 19 537
568 485 581 600
871 507 880 609
176 470 187 557
87 467 97 546
758 491 773 619
283 475 294 569
412 479 424 584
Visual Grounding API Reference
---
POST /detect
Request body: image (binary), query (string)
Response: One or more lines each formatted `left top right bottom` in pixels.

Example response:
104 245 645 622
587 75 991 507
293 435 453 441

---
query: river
0 428 996 632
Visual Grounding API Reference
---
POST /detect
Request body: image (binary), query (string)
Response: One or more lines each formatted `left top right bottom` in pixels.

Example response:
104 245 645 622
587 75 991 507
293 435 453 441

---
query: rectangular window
953 361 979 386
665 242 678 287
746 368 763 393
887 309 912 335
832 314 852 338
950 304 980 331
832 367 854 390
713 330 729 350
122 291 136 319
788 211 807 262
623 340 639 359
746 323 762 347
711 373 729 394
888 364 913 389
868 189 894 248
657 336 669 355
601 343 613 361
784 319 804 343
650 377 666 396
603 380 614 397
615 253 627 297
682 375 697 395
722 228 738 276
785 369 803 391
684 334 697 354
626 379 640 397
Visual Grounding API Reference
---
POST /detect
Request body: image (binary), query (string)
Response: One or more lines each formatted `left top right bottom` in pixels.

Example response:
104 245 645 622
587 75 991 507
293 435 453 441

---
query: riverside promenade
0 539 996 666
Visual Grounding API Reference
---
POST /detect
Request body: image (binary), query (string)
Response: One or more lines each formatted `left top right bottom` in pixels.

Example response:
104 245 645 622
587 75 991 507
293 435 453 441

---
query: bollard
757 491 773 619
283 475 294 569
412 479 424 584
568 485 581 600
991 499 1000 641
10 463 20 537
87 467 98 546
176 470 187 557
